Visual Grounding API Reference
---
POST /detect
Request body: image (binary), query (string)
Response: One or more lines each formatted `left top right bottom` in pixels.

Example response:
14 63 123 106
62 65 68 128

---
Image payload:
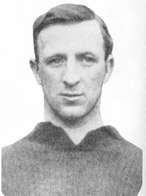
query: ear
29 59 41 85
103 55 114 83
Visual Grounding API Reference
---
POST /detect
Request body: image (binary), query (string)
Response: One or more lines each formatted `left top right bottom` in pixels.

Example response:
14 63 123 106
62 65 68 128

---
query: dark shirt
2 122 142 196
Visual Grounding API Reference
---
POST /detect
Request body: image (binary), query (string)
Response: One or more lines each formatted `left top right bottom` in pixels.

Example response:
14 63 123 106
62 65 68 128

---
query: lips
60 93 83 97
59 93 84 104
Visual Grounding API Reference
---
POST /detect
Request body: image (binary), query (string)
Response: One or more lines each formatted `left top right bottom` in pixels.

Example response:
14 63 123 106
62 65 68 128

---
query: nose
62 58 80 87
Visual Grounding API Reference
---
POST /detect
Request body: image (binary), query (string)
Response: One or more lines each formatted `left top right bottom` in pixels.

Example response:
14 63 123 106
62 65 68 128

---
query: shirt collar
28 121 122 151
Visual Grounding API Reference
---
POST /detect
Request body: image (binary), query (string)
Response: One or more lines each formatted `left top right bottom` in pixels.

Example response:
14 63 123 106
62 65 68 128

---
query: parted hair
33 3 113 62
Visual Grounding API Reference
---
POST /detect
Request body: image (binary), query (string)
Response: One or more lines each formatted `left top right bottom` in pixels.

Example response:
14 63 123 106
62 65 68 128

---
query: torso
2 122 142 196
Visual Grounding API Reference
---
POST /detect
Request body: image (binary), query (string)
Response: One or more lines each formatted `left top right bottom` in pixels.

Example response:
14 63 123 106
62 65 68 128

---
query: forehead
37 20 104 55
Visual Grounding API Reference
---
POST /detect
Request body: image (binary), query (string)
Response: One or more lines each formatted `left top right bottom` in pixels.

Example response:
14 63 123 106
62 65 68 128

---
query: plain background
0 0 145 195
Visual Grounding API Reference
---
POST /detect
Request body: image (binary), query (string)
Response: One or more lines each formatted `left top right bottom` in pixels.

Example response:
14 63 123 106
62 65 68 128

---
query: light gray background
0 0 145 195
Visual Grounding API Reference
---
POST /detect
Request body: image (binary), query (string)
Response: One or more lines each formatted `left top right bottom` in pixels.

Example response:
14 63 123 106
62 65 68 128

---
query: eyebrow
43 51 98 62
43 53 66 62
76 52 99 62
76 51 97 57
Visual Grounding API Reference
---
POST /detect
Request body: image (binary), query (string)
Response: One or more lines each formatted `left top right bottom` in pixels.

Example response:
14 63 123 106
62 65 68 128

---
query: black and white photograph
1 0 145 195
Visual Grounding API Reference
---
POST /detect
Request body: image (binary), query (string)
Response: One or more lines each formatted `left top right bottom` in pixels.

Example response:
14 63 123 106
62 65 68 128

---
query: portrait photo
1 0 145 195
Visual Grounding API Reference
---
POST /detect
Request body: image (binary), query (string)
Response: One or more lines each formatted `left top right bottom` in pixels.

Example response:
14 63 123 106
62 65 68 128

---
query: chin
54 106 89 122
58 114 85 125
59 111 83 121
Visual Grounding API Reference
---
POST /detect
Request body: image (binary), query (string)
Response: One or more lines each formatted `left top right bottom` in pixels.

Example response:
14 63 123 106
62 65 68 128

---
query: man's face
32 20 113 120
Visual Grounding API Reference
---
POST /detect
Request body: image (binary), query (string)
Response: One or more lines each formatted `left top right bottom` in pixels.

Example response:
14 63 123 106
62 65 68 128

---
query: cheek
85 69 105 91
96 72 105 85
39 69 56 87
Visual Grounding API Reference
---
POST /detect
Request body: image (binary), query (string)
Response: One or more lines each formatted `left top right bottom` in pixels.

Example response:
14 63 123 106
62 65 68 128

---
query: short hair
33 3 113 62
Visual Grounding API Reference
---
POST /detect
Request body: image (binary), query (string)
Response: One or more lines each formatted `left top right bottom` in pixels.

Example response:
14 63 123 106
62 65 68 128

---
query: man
2 3 142 196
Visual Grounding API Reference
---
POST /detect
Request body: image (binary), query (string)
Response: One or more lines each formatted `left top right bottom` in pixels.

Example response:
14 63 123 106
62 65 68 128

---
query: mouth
60 93 84 102
60 93 83 98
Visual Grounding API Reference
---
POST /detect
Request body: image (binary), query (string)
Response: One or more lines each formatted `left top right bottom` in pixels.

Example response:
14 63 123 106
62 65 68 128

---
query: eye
83 55 96 63
44 55 66 67
76 53 98 67
79 54 97 67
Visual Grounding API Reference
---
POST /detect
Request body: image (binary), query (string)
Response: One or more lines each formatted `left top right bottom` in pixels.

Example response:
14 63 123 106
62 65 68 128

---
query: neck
44 100 103 144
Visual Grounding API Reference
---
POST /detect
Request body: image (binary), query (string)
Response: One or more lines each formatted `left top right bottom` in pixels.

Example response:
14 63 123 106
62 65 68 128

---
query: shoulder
103 125 142 176
2 135 44 195
119 138 142 178
2 122 49 161
2 134 43 165
120 139 142 192
105 126 142 191
2 122 55 164
105 125 142 159
2 137 32 175
117 131 142 164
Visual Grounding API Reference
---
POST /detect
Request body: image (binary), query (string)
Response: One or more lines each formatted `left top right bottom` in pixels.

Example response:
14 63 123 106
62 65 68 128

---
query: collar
28 122 122 151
